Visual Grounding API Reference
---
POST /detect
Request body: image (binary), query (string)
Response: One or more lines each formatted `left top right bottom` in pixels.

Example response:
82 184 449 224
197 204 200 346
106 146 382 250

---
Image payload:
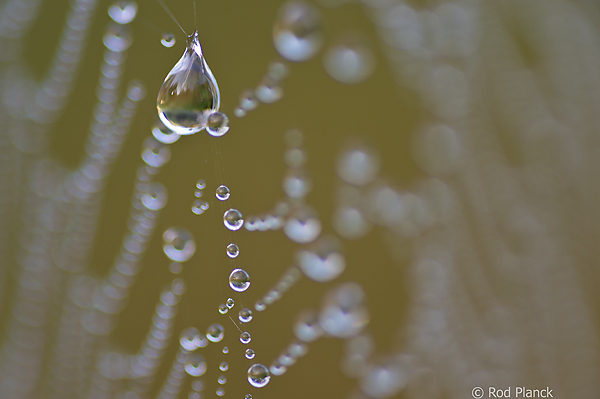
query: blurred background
0 0 599 398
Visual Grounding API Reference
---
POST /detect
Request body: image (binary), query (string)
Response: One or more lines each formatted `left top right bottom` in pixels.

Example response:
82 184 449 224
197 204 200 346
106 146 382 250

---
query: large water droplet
108 1 137 25
226 243 239 258
185 353 207 377
206 323 225 343
323 33 376 84
157 31 220 135
284 205 321 243
163 227 196 262
273 1 323 62
247 364 271 388
216 185 231 201
229 269 251 292
297 235 345 282
224 209 244 231
239 308 253 323
206 112 230 137
161 32 176 48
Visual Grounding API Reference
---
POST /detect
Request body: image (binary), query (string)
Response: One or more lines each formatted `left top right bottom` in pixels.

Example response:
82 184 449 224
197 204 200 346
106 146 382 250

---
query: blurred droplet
273 1 323 62
163 227 196 262
323 33 376 84
161 32 176 48
108 1 138 25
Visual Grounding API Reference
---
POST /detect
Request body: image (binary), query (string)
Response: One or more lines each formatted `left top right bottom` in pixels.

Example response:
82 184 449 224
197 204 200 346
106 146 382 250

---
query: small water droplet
219 361 229 371
185 353 207 377
141 182 168 210
152 119 180 144
223 346 229 354
297 235 345 282
273 1 323 62
206 112 230 137
234 107 246 118
269 361 287 376
282 169 312 199
283 205 321 243
239 308 253 323
267 61 289 80
161 32 176 48
218 375 227 384
240 331 251 344
245 348 255 359
142 136 171 167
255 78 283 104
169 262 183 274
229 269 251 292
224 209 244 230
108 1 138 24
219 304 228 314
192 379 204 391
247 364 270 388
288 341 308 358
192 200 209 215
319 282 370 338
157 31 220 135
226 298 235 309
245 394 253 399
216 185 231 201
255 301 266 312
227 243 239 258
216 387 225 396
196 179 206 189
323 33 375 84
337 143 380 185
163 227 196 262
103 23 132 52
180 327 203 351
294 310 323 342
206 324 225 343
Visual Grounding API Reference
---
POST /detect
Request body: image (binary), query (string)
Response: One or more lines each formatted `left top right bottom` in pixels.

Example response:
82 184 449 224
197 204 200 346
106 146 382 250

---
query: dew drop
103 23 132 52
240 89 259 111
223 346 229 354
234 107 247 118
216 185 231 201
229 269 251 292
288 341 308 358
269 361 287 376
185 353 207 377
161 32 176 48
142 136 171 167
247 364 270 388
216 387 225 396
180 327 203 351
255 78 283 104
226 243 239 258
282 169 312 199
157 31 220 135
319 282 370 338
245 348 255 359
219 361 229 371
219 304 228 314
192 200 208 215
218 375 227 384
206 324 225 343
169 262 183 274
245 395 253 399
337 143 380 186
297 235 346 282
273 1 323 62
238 308 253 323
206 111 230 137
152 119 180 144
141 182 168 211
255 301 266 312
163 227 196 262
108 1 138 25
283 205 321 244
224 209 244 231
240 331 252 344
267 61 289 81
294 309 323 342
196 179 207 189
226 298 235 309
323 33 376 84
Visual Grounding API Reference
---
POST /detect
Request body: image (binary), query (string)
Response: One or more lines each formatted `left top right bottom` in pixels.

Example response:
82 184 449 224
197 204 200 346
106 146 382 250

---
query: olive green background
21 0 413 398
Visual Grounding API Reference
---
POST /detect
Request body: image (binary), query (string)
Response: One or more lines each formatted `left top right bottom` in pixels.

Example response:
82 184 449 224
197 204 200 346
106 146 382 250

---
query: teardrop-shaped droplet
157 31 220 135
